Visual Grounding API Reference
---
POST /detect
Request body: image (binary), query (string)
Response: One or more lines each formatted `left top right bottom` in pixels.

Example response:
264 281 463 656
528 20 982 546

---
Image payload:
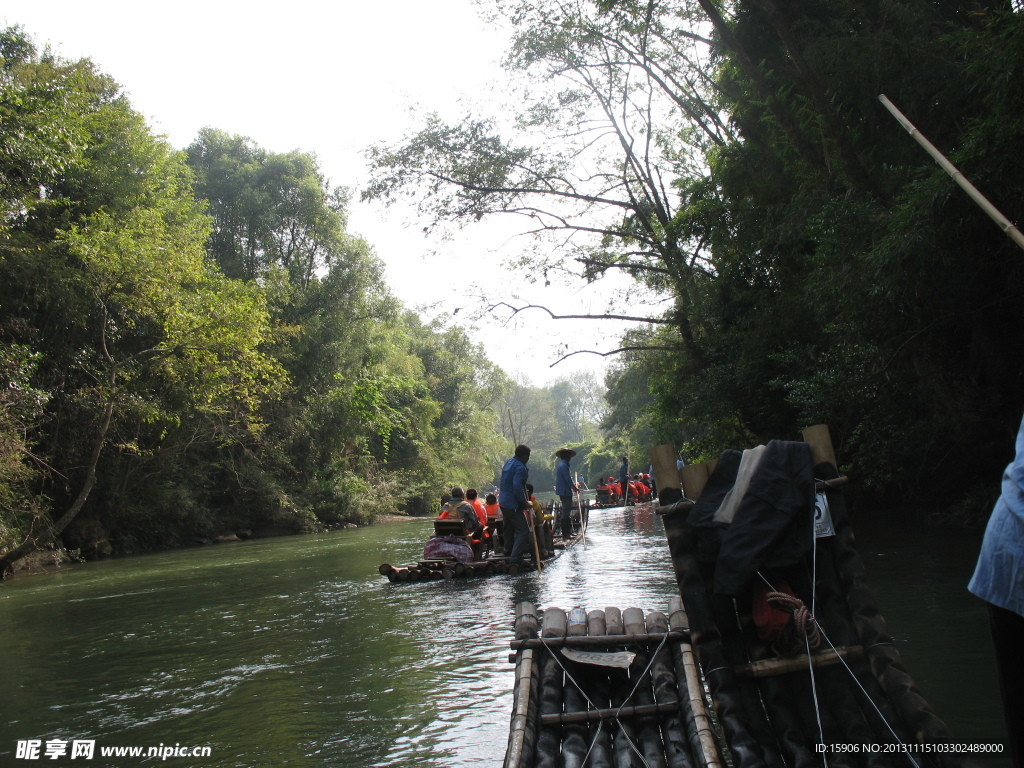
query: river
0 506 1010 767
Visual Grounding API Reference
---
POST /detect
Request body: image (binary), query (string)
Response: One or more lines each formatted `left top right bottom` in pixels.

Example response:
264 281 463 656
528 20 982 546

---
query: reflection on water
0 507 1009 766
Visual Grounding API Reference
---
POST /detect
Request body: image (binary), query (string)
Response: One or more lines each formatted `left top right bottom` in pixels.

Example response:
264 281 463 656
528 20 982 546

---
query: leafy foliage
363 0 1024 515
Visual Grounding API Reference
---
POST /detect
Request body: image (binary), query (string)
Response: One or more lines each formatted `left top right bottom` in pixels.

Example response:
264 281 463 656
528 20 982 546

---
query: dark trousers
558 495 573 537
502 507 530 563
988 602 1023 768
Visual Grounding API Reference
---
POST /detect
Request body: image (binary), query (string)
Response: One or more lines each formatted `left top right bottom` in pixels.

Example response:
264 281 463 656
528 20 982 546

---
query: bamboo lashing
879 94 1024 253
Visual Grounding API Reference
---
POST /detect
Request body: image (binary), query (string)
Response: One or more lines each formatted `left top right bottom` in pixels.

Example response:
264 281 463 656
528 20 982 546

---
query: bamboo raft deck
505 599 723 768
507 426 982 768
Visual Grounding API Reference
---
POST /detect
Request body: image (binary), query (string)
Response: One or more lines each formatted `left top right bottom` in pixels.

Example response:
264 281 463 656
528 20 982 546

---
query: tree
0 45 282 572
187 128 349 286
365 0 1024 510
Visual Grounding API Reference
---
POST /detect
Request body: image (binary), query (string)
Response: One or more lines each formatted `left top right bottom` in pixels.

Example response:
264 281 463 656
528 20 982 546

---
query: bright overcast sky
6 0 645 386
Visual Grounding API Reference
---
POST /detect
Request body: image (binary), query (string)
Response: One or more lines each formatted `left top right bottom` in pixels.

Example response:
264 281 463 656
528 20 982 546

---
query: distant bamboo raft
504 600 726 768
379 530 584 582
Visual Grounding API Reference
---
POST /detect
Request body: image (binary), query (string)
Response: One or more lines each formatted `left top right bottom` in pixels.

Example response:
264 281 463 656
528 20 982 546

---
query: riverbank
2 511 424 581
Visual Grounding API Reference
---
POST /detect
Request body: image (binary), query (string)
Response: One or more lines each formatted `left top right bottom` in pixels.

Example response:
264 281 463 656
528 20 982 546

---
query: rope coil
766 590 821 651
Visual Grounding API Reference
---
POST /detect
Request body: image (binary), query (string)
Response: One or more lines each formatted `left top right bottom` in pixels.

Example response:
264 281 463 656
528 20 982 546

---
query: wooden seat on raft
433 518 469 538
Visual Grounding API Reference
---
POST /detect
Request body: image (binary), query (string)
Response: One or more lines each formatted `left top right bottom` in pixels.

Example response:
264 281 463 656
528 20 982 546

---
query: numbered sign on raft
814 492 835 538
561 649 636 669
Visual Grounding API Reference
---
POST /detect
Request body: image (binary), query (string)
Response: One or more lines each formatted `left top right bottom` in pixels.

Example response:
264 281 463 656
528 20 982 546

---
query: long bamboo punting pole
878 94 1024 253
646 610 696 768
534 608 567 768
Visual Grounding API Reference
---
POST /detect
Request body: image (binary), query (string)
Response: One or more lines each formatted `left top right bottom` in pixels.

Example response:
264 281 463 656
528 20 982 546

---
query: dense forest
367 0 1024 518
4 1 1024 573
0 26 624 574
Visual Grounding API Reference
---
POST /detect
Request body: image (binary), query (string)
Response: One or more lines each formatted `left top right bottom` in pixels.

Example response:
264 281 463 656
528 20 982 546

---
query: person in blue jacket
554 448 579 539
969 413 1024 767
500 445 532 565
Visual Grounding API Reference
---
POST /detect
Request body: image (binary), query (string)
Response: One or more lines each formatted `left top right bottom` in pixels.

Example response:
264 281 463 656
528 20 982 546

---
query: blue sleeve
513 463 529 508
556 462 571 489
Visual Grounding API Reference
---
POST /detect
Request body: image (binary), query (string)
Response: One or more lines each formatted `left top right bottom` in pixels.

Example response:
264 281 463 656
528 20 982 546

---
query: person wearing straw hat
554 448 579 540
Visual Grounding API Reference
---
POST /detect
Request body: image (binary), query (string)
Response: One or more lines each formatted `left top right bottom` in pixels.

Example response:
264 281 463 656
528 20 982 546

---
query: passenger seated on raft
484 493 502 552
438 486 483 559
465 487 491 555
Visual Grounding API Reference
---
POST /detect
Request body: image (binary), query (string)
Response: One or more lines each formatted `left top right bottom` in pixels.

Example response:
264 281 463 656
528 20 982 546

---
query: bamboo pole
649 444 684 506
529 511 544 574
879 94 1024 253
680 463 711 501
801 424 837 470
668 597 725 768
623 607 667 767
646 610 695 768
534 608 568 768
510 630 691 651
561 606 590 768
583 609 614 767
731 646 864 677
604 607 643 767
542 702 682 726
506 603 541 768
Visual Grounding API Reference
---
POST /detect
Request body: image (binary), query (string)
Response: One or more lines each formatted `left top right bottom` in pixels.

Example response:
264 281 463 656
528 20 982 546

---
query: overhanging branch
488 301 670 324
550 345 679 367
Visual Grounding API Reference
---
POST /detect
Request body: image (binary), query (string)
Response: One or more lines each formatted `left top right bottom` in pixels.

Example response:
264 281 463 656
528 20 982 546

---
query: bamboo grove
365 0 1024 517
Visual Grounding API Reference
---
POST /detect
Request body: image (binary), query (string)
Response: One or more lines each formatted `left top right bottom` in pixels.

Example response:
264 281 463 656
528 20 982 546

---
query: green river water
0 506 1011 767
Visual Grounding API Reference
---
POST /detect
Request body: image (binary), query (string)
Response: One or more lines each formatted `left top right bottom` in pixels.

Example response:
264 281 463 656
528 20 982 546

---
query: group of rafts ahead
505 425 983 768
378 498 595 582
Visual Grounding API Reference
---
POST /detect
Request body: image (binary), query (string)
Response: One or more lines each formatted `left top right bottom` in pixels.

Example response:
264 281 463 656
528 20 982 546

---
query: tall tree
0 33 281 570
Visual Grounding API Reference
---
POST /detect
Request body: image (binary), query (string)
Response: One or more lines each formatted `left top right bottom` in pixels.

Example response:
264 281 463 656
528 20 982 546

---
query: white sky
5 0 646 386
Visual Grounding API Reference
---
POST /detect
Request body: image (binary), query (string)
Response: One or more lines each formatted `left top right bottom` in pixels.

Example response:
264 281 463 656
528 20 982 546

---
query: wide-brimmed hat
555 448 577 459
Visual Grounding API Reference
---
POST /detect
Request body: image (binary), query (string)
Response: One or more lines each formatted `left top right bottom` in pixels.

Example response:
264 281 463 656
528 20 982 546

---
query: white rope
539 628 673 768
809 515 829 768
805 491 922 768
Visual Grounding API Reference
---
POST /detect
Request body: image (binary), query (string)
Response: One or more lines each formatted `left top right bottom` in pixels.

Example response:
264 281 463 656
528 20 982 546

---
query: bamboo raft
379 528 585 582
505 599 724 768
507 426 982 768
